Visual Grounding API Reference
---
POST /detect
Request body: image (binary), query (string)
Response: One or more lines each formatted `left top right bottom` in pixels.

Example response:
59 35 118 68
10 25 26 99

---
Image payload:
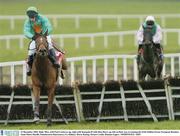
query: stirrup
27 71 31 76
60 70 65 79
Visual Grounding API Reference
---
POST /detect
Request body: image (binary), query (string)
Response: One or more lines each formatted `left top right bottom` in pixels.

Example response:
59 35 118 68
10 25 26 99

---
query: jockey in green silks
24 6 60 76
136 15 164 65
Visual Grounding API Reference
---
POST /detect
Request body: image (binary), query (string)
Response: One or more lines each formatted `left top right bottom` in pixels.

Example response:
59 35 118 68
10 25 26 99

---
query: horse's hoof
47 119 52 126
64 120 68 125
35 121 40 124
47 122 52 126
33 117 40 123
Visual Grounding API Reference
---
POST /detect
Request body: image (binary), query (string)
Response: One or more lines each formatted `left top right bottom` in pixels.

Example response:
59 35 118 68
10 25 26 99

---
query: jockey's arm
23 19 34 39
153 25 162 44
136 25 144 44
41 15 52 35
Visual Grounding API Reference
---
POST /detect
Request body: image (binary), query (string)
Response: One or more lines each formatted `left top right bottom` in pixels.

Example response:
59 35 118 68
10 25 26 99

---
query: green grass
0 0 180 62
1 120 180 130
1 0 180 130
1 0 180 15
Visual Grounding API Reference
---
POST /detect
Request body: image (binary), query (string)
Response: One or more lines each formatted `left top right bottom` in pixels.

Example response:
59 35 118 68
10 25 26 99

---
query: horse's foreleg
138 70 146 81
32 86 40 123
47 88 55 126
157 63 163 78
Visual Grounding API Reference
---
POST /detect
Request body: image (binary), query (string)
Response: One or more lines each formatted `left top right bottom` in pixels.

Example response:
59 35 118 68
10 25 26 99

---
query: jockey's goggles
146 21 154 26
27 11 38 18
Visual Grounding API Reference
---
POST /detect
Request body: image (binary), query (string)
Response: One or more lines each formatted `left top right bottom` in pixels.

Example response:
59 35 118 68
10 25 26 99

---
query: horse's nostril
40 49 46 53
38 49 47 56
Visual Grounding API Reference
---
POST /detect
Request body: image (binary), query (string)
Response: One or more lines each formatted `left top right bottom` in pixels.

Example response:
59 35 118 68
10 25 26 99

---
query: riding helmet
145 16 155 26
26 6 38 18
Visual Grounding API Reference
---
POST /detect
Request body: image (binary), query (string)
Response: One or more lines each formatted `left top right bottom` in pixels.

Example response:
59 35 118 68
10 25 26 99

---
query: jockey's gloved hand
159 54 164 59
32 35 37 40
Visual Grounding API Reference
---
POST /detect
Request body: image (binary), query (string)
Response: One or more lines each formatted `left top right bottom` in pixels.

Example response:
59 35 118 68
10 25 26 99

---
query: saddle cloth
55 51 64 63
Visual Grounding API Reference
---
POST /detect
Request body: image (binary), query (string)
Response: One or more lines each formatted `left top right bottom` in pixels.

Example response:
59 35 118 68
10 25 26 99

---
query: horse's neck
32 55 58 87
143 44 154 63
34 55 50 77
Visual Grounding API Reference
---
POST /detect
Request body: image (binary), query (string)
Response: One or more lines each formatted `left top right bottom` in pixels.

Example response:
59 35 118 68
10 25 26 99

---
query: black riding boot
49 49 60 68
27 55 34 76
137 54 141 65
155 44 163 63
137 44 143 64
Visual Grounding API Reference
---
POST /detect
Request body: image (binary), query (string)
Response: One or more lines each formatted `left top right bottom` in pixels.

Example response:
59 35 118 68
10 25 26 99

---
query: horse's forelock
35 36 48 50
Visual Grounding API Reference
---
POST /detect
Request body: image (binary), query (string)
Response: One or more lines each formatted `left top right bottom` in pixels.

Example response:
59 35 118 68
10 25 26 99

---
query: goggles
27 11 38 18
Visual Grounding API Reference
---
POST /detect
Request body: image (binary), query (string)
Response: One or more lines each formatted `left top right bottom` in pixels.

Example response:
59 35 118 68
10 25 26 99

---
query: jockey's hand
32 35 37 40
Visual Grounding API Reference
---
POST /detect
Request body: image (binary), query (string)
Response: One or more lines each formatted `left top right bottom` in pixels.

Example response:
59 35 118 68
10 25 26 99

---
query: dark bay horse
31 35 58 126
138 27 163 81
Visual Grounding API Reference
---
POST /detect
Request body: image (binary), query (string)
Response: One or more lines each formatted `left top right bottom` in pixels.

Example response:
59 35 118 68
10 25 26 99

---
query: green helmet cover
26 6 38 18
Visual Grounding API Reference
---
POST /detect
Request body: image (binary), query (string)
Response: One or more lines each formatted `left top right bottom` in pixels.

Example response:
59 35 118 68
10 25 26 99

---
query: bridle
143 27 153 46
35 36 49 56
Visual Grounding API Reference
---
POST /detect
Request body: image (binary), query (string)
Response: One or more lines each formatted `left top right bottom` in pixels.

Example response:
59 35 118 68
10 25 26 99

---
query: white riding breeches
136 24 162 45
28 35 53 56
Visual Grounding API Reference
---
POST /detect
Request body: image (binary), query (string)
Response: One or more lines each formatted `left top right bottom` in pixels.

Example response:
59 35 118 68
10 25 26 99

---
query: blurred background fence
0 29 180 50
0 53 180 86
1 14 180 30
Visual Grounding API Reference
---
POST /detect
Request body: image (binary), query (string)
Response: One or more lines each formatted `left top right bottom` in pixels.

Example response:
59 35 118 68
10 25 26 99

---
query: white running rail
0 53 180 86
0 14 180 29
0 29 180 49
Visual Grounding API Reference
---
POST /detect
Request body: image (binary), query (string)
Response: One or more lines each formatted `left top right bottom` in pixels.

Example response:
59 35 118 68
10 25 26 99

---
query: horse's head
140 26 155 64
143 26 153 45
35 34 49 57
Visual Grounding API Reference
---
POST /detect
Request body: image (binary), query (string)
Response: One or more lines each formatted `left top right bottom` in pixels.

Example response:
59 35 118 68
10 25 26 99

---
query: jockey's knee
28 41 36 55
28 50 36 56
48 43 53 50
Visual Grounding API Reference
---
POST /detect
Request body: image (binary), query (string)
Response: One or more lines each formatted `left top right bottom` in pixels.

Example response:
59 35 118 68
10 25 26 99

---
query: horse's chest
32 66 56 87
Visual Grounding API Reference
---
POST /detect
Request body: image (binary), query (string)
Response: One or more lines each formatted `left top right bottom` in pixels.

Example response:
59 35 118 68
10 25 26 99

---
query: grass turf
1 120 180 130
0 0 180 62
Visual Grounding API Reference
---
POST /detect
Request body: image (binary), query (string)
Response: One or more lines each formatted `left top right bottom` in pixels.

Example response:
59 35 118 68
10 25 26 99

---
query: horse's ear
44 30 48 37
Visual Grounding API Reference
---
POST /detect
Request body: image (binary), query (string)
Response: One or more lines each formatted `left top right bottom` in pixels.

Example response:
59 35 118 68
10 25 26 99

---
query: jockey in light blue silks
24 6 60 76
136 15 164 64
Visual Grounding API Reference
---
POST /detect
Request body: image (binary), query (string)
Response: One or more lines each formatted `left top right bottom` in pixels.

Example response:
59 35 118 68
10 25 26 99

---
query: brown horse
31 35 58 126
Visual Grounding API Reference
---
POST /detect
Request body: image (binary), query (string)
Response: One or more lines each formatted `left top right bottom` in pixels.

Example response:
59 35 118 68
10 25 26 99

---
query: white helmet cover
145 16 155 22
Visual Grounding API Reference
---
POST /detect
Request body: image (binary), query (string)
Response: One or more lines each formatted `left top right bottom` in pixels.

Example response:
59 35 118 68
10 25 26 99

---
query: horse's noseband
35 37 49 56
144 41 152 45
38 48 48 56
